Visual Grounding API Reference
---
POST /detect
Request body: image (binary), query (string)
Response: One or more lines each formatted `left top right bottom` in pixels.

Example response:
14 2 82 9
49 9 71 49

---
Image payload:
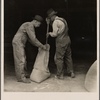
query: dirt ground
4 60 94 92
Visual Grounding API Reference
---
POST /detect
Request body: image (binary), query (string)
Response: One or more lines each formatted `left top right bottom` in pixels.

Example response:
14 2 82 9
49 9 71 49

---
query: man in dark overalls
46 9 75 79
12 15 47 83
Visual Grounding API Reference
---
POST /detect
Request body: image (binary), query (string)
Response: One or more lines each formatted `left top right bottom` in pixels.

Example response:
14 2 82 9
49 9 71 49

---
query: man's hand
46 18 50 25
40 44 50 51
41 45 47 50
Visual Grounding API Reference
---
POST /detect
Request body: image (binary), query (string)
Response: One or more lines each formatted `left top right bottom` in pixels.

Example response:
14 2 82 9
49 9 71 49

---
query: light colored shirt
49 16 65 37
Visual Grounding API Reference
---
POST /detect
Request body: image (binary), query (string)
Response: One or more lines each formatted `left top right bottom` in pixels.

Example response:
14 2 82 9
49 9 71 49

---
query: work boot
67 72 75 78
71 72 75 78
18 78 31 83
18 74 31 83
22 77 31 83
55 74 64 80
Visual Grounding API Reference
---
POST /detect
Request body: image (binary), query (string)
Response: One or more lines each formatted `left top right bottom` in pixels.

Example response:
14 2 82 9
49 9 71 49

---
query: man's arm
26 24 45 49
48 21 59 37
48 20 65 37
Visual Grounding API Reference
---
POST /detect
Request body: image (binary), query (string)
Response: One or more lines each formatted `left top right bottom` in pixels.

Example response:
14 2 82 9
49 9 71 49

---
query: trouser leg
24 61 30 78
12 44 27 81
64 45 74 73
55 46 66 77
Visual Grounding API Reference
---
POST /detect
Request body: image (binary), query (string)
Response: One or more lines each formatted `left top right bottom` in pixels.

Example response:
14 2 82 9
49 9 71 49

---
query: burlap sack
30 44 50 83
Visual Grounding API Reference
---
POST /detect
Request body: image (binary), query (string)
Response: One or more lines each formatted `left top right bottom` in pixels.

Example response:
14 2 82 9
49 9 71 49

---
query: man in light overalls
46 9 75 79
12 15 47 83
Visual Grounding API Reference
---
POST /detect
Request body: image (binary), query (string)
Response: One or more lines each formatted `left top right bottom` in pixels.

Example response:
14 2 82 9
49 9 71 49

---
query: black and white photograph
1 0 99 100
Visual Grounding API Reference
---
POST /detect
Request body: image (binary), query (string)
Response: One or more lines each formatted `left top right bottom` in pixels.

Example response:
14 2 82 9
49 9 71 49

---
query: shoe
55 75 59 79
18 77 31 83
55 75 64 80
71 72 75 78
67 72 75 78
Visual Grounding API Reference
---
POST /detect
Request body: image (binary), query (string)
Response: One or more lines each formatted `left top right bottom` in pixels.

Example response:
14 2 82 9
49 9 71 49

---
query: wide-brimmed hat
34 15 43 22
47 8 57 18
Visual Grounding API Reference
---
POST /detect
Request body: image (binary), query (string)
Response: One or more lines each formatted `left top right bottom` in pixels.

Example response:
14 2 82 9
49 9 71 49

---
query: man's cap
34 15 43 22
47 8 57 18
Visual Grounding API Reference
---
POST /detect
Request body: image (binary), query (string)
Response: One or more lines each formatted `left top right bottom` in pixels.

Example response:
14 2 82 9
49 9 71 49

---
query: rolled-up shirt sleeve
49 21 58 37
26 24 43 48
49 20 65 37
